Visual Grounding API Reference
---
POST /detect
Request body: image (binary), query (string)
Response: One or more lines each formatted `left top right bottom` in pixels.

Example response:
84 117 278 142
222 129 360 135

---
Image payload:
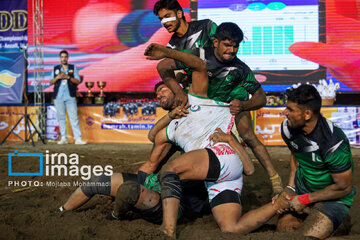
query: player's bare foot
159 224 176 239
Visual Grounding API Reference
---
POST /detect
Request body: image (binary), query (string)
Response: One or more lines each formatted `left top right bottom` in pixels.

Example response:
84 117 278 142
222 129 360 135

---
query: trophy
95 81 106 104
83 82 94 104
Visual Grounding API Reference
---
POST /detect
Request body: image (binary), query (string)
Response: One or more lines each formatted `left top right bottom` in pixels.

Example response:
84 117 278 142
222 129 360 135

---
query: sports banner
0 0 28 52
47 103 167 144
255 106 360 146
0 52 25 103
321 106 360 146
254 107 287 146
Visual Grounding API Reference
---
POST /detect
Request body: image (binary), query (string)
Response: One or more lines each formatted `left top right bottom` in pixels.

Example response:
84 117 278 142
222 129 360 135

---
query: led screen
199 0 319 71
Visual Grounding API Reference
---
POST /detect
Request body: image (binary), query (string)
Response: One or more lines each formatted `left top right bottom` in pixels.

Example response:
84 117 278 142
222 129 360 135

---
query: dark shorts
295 180 351 230
311 201 350 230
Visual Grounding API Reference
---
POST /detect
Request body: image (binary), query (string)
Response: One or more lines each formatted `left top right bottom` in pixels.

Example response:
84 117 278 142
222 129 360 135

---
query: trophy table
95 81 106 104
83 82 94 104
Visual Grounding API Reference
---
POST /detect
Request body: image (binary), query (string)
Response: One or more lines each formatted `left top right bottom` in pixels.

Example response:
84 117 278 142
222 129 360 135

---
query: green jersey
175 47 261 102
167 19 217 50
281 115 355 206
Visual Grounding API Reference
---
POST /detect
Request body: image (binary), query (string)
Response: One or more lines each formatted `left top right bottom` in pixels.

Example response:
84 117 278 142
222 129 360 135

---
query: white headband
161 16 176 25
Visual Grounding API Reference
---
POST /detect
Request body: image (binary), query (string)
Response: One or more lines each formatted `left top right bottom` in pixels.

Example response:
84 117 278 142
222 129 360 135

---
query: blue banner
0 52 25 103
0 0 28 52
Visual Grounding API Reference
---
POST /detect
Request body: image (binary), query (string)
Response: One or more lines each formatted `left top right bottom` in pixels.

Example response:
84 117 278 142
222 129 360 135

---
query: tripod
0 51 46 146
0 87 46 146
0 101 45 146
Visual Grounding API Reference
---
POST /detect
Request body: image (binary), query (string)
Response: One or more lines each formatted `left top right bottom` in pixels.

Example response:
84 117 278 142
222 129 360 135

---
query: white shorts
205 144 244 203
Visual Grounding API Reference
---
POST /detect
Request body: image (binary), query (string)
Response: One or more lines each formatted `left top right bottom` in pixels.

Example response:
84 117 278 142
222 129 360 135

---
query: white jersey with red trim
166 93 235 152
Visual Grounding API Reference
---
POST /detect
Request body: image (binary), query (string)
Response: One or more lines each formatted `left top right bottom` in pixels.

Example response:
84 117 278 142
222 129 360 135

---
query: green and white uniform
281 115 355 206
167 19 217 50
175 48 261 102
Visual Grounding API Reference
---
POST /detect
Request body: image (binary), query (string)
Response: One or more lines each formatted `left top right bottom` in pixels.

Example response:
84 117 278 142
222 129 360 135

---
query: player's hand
229 99 245 115
210 128 233 144
144 43 169 60
272 187 296 214
168 106 189 119
173 91 189 109
175 71 188 84
289 195 307 214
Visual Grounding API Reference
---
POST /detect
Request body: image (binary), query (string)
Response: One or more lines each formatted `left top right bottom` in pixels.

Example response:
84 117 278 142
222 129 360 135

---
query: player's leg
61 173 128 211
159 146 246 237
301 202 350 239
159 149 212 237
212 189 290 233
235 111 283 194
276 212 305 232
207 179 243 233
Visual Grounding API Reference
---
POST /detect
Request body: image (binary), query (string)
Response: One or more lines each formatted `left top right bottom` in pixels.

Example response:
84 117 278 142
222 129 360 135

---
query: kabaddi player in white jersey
142 43 289 237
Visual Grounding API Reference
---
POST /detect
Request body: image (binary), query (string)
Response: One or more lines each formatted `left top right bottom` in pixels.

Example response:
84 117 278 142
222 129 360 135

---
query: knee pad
80 174 111 198
121 172 138 182
160 172 182 200
138 200 163 224
113 181 141 217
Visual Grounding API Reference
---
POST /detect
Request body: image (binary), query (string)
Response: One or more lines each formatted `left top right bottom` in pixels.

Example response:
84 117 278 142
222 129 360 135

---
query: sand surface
1 143 359 240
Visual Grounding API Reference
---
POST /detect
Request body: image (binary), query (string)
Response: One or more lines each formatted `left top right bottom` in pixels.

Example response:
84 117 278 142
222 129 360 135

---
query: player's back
166 94 234 152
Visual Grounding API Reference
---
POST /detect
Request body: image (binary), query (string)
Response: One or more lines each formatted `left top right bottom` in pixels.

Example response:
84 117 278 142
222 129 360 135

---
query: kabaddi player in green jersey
154 18 283 194
153 0 217 51
278 84 355 239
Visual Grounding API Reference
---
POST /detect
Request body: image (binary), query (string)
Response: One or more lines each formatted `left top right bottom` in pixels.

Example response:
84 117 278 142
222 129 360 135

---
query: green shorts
143 173 161 193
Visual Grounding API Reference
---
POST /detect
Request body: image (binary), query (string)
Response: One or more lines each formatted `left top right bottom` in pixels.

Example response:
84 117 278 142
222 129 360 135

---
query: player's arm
289 144 353 213
139 128 170 174
148 106 189 142
210 128 254 176
307 144 353 203
244 87 266 111
308 169 352 203
290 168 353 214
229 72 266 115
157 58 188 108
272 151 298 214
287 152 297 188
145 43 208 97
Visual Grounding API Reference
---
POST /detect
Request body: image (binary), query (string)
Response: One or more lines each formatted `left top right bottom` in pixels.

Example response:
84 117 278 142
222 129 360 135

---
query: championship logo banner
0 0 27 52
